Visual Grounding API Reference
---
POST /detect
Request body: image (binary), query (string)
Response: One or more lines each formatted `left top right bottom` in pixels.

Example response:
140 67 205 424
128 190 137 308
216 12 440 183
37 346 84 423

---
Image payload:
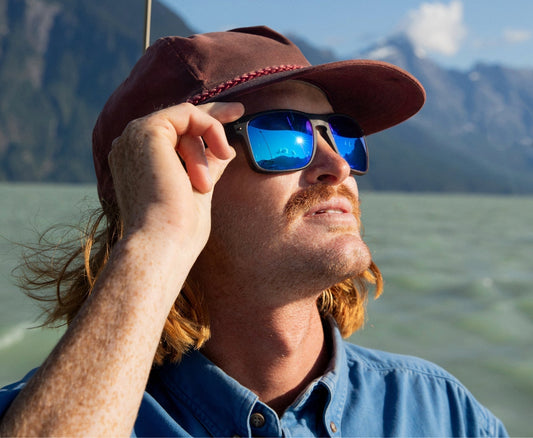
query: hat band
187 64 305 105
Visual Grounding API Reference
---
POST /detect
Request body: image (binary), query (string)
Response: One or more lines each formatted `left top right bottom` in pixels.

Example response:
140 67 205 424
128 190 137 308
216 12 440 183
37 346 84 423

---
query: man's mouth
312 209 345 215
306 198 352 217
284 183 360 224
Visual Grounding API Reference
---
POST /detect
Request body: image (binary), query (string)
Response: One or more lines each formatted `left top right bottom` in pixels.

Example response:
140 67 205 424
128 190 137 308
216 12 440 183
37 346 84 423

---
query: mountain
1 1 532 194
0 0 194 182
356 35 533 193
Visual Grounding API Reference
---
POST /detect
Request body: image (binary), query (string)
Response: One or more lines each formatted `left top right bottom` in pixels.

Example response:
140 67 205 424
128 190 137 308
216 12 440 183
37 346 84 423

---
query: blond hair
20 202 383 365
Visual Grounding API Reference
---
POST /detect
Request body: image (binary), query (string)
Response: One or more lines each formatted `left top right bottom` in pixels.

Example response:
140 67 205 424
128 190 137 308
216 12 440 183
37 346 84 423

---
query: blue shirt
0 320 507 437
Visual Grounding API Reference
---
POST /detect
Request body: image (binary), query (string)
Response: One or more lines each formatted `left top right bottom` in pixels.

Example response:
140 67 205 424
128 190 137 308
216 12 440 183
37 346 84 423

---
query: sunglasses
225 110 368 175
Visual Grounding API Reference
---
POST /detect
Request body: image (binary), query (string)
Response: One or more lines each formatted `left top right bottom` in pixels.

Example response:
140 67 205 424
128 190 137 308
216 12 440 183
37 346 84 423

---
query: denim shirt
0 320 508 437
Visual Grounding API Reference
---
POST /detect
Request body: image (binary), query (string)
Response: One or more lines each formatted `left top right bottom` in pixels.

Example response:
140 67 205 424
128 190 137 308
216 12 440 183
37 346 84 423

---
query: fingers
201 101 245 124
177 134 212 193
165 102 243 161
109 101 244 203
106 101 246 243
163 102 244 193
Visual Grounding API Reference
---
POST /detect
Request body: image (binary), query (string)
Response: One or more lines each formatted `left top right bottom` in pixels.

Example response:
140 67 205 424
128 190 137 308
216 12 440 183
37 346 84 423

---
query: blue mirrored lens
247 113 314 171
329 116 367 173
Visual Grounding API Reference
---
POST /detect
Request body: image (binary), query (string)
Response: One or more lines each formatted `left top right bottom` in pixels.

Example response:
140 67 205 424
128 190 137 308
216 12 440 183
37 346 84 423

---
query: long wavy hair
19 201 383 366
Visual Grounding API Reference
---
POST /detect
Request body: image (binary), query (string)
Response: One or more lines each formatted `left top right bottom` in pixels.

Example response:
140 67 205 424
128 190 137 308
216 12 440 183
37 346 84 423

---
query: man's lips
284 183 360 224
304 198 353 217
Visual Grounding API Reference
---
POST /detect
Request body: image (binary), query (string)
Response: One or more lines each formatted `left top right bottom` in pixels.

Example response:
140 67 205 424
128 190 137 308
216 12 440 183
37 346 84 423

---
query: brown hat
93 26 425 204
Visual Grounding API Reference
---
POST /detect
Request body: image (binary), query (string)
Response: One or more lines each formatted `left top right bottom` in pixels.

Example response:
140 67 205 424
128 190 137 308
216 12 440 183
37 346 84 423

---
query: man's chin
308 237 373 285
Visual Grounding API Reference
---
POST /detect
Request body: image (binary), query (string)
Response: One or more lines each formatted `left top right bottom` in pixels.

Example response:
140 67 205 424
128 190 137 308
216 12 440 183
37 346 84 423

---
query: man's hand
108 102 244 255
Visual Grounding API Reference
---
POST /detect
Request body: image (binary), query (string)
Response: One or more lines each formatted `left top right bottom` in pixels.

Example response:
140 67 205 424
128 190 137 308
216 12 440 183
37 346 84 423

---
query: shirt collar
150 316 349 437
285 316 348 435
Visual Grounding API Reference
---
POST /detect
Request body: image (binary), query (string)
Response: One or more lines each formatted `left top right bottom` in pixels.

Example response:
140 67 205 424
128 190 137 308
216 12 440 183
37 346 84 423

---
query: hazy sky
159 0 533 71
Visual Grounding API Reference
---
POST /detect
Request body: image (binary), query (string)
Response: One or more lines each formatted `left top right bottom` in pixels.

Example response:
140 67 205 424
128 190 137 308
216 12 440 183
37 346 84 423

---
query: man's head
193 80 371 300
90 26 425 363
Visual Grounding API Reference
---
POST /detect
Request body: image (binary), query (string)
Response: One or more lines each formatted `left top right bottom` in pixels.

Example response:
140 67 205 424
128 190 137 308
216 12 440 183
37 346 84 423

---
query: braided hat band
187 65 304 105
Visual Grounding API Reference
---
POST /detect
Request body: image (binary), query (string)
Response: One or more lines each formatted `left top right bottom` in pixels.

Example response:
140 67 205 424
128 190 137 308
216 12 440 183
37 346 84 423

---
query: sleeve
436 370 509 437
492 417 509 437
0 369 37 420
477 403 508 437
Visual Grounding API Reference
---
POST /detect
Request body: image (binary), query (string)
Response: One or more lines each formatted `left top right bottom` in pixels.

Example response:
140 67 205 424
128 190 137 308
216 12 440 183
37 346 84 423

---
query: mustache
284 183 360 223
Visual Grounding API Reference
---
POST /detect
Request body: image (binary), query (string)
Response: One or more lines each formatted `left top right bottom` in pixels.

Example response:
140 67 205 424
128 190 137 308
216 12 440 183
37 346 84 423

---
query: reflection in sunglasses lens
248 113 314 170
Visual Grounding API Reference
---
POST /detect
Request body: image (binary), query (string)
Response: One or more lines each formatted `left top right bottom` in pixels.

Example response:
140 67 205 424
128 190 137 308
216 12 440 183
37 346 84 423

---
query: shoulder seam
345 346 498 435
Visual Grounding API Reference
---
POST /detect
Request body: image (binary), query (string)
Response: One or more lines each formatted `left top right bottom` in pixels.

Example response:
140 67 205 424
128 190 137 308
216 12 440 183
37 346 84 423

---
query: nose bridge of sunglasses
314 123 336 150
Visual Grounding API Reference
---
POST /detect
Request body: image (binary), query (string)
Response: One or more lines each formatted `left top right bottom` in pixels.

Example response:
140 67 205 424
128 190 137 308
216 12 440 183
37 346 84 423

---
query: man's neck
201 294 330 415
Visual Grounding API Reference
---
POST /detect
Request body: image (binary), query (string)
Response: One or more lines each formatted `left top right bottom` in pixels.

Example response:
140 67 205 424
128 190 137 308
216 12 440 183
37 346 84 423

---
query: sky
159 0 533 71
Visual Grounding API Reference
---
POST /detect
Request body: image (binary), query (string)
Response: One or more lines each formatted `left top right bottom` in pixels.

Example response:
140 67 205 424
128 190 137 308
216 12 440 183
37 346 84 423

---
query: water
0 183 532 436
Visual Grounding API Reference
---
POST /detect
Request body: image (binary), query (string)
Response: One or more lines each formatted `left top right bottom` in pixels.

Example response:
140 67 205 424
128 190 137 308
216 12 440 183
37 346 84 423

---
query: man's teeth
313 209 342 215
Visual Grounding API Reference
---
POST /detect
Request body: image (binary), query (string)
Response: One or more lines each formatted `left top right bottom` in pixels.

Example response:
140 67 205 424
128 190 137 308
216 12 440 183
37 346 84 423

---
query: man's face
194 81 372 299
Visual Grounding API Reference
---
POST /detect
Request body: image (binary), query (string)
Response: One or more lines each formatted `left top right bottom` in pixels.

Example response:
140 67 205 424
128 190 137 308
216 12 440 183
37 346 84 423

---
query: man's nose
302 129 352 185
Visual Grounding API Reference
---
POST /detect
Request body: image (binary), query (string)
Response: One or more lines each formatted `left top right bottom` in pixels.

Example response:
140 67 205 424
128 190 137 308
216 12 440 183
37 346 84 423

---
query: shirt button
330 421 338 433
250 412 266 428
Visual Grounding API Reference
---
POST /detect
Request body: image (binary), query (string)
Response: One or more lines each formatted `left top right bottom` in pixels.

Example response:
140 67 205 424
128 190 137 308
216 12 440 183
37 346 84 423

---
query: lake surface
0 183 531 435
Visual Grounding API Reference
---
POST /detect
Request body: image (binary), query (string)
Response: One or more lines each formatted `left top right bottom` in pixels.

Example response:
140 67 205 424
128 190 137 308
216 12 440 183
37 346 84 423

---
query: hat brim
208 59 425 136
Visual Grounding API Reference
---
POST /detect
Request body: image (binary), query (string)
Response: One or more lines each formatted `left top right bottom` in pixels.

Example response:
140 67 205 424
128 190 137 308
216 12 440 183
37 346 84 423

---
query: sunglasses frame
225 110 368 175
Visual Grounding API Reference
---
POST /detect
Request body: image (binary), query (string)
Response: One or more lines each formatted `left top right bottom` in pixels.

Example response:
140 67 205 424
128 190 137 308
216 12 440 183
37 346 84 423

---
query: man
0 26 506 436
